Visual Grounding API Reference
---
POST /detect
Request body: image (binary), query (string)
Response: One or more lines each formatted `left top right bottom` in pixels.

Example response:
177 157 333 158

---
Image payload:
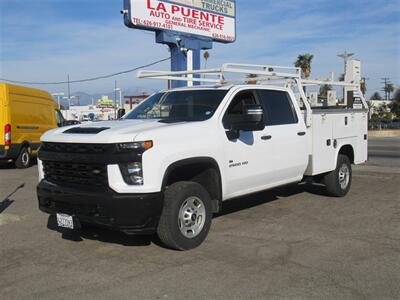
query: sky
0 0 399 99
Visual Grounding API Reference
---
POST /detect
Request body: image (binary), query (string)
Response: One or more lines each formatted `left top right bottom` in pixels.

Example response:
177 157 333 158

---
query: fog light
127 162 142 175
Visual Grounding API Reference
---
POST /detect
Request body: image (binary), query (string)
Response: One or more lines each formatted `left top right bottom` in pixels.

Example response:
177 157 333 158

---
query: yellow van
0 83 64 168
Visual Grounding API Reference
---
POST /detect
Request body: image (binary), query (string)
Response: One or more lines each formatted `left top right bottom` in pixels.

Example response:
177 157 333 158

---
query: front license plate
56 213 74 229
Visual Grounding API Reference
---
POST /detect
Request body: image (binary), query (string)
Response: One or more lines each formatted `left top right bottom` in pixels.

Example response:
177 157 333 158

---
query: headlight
117 141 153 152
117 141 152 185
120 162 144 185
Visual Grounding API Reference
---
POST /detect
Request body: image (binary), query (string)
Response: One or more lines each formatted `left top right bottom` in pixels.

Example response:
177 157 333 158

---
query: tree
319 84 332 98
294 53 314 78
203 51 210 69
370 92 382 100
385 83 395 100
390 89 400 118
378 103 388 116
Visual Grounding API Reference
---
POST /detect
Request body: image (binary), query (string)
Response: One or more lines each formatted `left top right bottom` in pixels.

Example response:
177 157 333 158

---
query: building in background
124 95 150 111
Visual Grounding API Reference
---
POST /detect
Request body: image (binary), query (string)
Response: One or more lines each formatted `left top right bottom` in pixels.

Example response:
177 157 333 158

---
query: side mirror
62 120 81 127
226 104 265 140
117 108 126 119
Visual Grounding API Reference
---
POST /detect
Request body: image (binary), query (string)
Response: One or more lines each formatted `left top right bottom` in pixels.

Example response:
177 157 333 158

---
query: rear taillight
4 124 11 146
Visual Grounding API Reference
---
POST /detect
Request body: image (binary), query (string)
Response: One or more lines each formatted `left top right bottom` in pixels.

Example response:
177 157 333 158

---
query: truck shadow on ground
46 182 328 248
46 215 153 246
0 183 25 214
216 182 328 217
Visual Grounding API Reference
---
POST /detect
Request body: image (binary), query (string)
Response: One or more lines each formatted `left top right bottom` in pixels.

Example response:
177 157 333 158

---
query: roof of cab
160 83 289 93
160 84 234 93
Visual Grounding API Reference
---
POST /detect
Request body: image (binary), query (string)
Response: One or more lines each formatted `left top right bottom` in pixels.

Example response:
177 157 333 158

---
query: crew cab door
221 89 276 199
256 89 308 183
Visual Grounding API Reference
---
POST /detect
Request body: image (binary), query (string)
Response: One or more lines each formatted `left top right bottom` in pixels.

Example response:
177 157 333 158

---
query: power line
0 57 171 85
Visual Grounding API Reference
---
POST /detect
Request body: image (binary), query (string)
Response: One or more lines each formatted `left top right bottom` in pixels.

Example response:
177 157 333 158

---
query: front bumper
37 180 163 234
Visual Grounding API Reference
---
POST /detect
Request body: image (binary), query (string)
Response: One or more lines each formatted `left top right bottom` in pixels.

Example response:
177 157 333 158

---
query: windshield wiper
158 118 202 124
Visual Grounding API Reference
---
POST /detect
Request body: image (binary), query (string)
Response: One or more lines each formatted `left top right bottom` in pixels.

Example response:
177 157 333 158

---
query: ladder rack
137 62 367 127
137 63 360 87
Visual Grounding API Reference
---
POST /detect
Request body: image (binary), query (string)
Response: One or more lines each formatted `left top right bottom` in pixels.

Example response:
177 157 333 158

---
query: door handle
261 135 272 140
297 132 306 136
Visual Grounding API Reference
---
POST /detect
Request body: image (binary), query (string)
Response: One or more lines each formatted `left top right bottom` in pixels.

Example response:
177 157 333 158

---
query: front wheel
15 147 31 169
323 154 352 197
157 181 212 251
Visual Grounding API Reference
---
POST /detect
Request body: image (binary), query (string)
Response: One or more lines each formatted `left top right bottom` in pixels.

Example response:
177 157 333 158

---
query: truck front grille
41 142 112 154
42 161 108 187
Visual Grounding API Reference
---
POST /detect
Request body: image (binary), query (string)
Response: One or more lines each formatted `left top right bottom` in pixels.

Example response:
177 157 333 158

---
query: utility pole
67 74 71 103
381 78 391 101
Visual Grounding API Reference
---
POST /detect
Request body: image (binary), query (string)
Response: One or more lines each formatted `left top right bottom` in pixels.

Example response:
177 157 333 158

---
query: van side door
256 89 308 183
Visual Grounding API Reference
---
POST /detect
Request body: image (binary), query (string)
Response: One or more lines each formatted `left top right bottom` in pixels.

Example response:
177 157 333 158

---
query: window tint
257 90 298 126
124 90 228 122
223 91 257 129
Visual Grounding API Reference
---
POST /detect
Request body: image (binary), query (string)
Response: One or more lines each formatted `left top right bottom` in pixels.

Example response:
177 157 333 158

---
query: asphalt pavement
368 137 400 167
0 137 399 299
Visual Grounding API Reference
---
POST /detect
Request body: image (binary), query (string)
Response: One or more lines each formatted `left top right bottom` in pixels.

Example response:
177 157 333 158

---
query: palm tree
203 51 210 69
385 83 395 100
390 89 400 118
294 53 314 79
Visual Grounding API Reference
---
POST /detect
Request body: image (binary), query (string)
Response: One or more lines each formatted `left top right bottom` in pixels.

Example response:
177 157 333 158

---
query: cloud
0 0 399 97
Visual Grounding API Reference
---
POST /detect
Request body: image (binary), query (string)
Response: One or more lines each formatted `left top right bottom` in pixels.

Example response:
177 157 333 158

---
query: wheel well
163 158 222 213
18 141 30 154
339 145 354 164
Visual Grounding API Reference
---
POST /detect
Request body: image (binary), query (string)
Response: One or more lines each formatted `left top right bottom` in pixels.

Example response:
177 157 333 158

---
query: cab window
257 90 298 126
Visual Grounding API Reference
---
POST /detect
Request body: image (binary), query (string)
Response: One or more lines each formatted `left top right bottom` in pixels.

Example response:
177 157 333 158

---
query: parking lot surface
1 137 399 299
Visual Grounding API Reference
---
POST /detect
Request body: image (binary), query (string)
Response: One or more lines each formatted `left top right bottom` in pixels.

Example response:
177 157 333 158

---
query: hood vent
63 127 110 134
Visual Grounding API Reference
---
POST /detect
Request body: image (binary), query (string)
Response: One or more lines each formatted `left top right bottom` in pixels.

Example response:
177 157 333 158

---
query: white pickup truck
37 63 368 250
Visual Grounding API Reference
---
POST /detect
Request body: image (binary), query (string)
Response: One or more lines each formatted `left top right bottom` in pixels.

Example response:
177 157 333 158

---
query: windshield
124 90 229 122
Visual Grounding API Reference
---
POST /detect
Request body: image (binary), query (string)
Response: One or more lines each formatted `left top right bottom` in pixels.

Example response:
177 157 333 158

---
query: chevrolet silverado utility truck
37 63 368 250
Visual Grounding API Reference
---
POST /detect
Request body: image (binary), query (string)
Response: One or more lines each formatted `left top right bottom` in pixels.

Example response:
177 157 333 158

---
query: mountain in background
58 87 157 108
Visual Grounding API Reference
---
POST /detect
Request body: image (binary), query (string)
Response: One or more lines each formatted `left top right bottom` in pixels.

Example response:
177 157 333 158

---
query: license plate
56 213 74 229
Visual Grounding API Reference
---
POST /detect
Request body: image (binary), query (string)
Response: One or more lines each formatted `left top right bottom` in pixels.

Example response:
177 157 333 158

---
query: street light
114 87 122 108
52 93 64 109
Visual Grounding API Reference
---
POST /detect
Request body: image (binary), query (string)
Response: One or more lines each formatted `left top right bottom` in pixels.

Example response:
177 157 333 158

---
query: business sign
124 0 236 43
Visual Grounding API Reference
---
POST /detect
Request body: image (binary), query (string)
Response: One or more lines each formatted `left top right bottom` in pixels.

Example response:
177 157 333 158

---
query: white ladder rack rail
137 63 367 127
137 63 303 84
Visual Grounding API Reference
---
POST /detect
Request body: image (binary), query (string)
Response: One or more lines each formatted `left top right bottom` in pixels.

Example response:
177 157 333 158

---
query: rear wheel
15 147 31 169
157 181 212 251
323 154 352 197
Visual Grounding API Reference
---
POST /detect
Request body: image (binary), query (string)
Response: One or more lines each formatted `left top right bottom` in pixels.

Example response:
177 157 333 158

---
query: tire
323 154 352 197
157 181 212 251
15 147 31 169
